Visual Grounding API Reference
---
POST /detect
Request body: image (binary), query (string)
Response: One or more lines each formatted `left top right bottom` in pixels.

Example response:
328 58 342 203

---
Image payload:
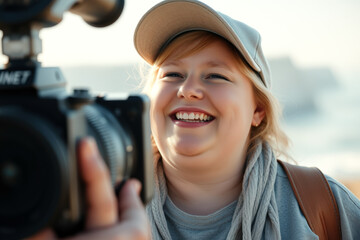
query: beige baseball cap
134 0 271 87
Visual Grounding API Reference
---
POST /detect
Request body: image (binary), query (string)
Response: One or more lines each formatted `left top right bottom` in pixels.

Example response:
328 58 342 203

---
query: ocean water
282 72 360 179
62 65 360 180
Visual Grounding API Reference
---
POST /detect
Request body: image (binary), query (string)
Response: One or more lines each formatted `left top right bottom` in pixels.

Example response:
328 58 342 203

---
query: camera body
0 65 153 240
0 0 154 239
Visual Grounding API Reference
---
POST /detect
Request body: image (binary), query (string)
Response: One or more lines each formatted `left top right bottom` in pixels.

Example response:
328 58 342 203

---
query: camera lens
84 104 134 185
0 107 68 240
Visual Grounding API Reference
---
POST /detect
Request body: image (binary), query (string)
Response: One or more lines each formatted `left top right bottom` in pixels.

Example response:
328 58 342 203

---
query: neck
163 163 244 215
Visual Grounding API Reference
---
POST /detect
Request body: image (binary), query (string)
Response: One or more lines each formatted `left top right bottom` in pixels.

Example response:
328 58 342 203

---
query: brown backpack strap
278 160 342 240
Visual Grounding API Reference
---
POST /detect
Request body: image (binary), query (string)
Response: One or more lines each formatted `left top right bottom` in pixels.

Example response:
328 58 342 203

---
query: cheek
149 83 176 158
211 86 256 130
149 91 162 133
149 83 166 114
149 82 174 132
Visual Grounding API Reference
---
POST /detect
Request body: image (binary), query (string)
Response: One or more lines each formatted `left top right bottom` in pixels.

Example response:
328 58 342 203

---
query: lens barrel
84 104 134 185
0 107 68 240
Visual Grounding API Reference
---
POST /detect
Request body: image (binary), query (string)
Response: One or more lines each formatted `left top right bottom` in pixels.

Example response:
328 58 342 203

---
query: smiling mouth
172 111 215 122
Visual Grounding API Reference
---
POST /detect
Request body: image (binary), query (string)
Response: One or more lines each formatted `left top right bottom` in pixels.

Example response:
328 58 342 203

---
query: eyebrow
205 60 232 69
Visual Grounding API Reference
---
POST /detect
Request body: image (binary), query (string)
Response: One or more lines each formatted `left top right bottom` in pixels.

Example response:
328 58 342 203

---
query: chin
171 152 215 171
173 142 208 156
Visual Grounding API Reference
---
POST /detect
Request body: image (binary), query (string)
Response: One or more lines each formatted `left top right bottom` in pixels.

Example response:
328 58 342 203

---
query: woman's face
149 38 264 177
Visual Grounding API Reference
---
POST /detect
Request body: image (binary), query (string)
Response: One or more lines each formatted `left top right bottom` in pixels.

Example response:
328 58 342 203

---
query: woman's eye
207 74 229 81
164 72 183 78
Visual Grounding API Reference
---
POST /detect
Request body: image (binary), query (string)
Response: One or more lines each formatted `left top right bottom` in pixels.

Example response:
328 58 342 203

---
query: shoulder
326 175 360 210
325 175 360 238
275 162 360 239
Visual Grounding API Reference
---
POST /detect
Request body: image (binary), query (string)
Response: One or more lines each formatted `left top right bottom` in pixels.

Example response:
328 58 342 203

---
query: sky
1 0 360 175
1 0 360 75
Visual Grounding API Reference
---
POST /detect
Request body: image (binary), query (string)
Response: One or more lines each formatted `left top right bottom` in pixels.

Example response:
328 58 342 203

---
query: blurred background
1 0 359 196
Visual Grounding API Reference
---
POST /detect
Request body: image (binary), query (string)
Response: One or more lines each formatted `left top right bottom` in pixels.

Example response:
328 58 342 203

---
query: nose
177 75 204 100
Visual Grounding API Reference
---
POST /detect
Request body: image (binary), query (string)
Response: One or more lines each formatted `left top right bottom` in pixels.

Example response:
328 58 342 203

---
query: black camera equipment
0 1 154 239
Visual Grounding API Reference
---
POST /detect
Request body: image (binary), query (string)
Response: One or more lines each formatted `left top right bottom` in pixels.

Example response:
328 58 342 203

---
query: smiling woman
134 1 360 239
148 32 267 173
156 34 256 164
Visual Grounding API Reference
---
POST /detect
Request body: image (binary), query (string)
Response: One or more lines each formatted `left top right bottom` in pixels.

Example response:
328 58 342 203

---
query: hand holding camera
28 137 149 240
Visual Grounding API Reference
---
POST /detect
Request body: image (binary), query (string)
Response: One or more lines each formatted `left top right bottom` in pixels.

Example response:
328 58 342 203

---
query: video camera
0 1 153 239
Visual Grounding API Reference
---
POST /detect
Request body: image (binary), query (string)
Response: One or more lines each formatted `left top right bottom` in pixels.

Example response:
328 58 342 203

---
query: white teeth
175 111 213 122
200 113 204 120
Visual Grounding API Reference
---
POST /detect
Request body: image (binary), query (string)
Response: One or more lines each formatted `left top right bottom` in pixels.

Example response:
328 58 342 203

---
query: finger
118 179 150 238
77 137 118 229
118 179 143 221
26 229 56 240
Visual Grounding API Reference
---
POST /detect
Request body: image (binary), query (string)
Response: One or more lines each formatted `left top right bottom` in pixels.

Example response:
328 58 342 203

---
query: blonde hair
142 31 291 160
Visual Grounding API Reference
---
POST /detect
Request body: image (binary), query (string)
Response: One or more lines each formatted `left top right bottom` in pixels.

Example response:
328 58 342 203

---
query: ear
252 106 265 127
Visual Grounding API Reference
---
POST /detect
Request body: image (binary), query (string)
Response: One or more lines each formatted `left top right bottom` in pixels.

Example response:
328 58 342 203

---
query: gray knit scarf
146 141 281 240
